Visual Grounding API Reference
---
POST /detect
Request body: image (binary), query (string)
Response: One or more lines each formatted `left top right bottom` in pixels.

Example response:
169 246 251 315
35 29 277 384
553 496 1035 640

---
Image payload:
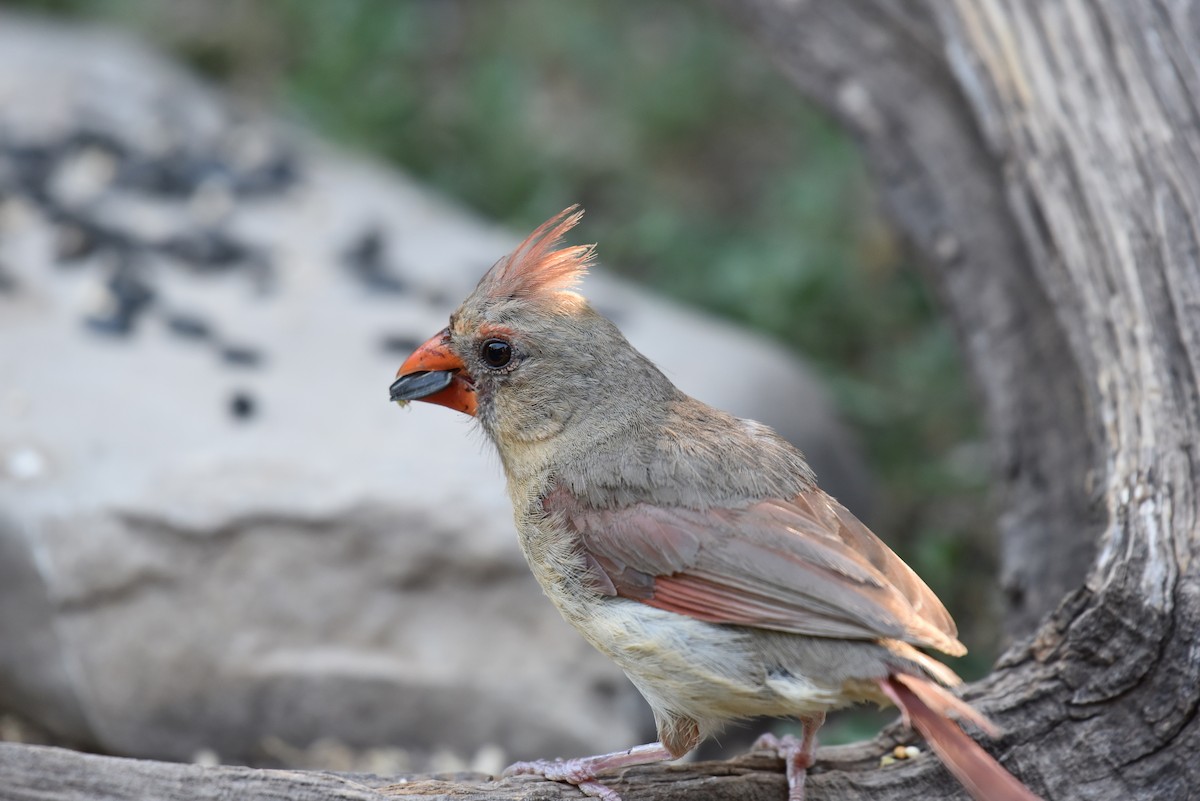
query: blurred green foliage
6 0 994 681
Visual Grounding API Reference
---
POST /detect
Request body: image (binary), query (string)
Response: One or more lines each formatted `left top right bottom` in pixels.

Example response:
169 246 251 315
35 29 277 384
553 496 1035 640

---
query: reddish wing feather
548 487 965 655
829 500 960 638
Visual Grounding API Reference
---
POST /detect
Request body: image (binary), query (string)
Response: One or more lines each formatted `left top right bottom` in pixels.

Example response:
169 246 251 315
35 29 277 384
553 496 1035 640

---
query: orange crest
476 206 595 302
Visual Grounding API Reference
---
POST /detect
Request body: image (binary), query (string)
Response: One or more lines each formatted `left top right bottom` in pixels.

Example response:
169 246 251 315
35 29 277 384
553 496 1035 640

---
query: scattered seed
221 344 263 368
86 261 155 336
161 231 251 270
164 312 212 340
343 226 407 294
229 391 256 421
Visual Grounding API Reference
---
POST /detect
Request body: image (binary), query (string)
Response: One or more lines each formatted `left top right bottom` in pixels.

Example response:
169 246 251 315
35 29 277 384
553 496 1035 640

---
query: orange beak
389 328 478 416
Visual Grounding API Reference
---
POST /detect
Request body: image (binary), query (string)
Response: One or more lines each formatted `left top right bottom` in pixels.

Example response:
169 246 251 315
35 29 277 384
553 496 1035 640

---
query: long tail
881 674 1042 801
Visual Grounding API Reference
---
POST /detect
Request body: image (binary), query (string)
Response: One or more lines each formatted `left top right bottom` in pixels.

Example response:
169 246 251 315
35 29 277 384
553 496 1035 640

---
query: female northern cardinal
389 208 1041 801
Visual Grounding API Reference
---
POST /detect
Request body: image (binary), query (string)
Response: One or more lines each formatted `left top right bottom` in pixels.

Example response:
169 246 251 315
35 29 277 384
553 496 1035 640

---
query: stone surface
0 14 870 767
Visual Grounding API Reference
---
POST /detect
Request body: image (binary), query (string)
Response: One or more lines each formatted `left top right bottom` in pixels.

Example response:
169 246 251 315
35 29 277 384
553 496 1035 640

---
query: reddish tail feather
881 675 1043 801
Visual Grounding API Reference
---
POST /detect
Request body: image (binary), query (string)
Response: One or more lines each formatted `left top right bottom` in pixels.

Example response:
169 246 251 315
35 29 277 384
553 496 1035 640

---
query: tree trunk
4 2 1198 799
713 0 1200 797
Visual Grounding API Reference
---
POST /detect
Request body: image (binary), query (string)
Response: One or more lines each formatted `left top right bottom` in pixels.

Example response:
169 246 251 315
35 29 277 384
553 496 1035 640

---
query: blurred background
0 0 996 775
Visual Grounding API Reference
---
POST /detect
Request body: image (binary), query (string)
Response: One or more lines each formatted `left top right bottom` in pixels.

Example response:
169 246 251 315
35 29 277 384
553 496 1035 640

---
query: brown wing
547 487 965 656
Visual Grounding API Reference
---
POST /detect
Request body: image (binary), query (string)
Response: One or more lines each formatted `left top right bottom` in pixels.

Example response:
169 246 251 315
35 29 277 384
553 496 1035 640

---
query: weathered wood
5 1 1199 798
0 743 396 801
0 737 972 801
724 0 1106 640
714 1 1200 798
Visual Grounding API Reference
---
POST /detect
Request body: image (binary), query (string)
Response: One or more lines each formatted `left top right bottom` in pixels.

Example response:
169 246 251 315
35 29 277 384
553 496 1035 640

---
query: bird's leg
752 712 826 801
503 742 674 801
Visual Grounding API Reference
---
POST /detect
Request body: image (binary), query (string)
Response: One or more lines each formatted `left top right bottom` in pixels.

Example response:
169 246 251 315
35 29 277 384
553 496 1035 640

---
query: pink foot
752 713 825 801
503 742 673 801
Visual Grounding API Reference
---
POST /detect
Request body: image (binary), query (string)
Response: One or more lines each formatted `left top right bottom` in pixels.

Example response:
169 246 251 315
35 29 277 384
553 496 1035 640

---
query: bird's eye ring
480 338 513 369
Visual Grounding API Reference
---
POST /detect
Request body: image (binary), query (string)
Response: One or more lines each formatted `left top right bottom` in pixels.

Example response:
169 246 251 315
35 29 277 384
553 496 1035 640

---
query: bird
388 207 1041 801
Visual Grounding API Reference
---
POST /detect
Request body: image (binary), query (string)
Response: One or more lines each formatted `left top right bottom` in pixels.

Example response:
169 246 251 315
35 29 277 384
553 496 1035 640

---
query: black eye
481 338 513 368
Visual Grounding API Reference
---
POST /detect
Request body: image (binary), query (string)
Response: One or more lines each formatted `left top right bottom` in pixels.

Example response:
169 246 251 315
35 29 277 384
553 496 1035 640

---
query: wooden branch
720 0 1102 641
0 743 785 801
713 0 1200 798
0 743 397 801
0 737 975 801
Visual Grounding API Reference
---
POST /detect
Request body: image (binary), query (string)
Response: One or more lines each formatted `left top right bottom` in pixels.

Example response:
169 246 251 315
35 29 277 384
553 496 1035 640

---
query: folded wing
547 487 965 657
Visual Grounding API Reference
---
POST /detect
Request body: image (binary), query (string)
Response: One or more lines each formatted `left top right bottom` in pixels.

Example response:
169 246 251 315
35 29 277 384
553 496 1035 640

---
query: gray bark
0 737 1002 801
726 1 1107 639
715 1 1200 798
3 1 1198 798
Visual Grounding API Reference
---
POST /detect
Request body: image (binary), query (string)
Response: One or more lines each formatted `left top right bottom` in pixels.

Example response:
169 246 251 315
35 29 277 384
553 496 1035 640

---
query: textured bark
0 737 1007 801
713 1 1200 798
723 1 1106 639
5 1 1199 799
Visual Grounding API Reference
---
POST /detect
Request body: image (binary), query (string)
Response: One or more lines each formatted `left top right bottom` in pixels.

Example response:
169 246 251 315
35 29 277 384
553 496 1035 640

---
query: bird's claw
752 732 801 754
504 757 623 800
504 756 596 784
752 718 824 801
578 780 623 801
